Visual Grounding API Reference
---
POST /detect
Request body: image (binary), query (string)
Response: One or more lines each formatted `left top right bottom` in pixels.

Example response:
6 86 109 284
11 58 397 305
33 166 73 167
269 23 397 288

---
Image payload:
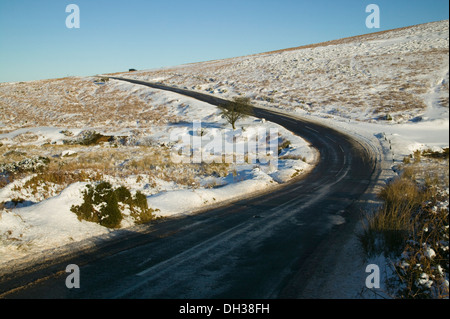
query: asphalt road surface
0 78 380 299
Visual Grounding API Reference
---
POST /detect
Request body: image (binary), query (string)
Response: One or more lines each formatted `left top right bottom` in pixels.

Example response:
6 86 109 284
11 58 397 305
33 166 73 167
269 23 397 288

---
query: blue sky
0 0 448 83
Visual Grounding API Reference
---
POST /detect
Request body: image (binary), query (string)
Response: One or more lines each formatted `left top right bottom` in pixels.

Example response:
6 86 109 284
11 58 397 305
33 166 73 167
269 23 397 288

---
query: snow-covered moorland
0 75 317 266
110 20 449 298
0 19 448 297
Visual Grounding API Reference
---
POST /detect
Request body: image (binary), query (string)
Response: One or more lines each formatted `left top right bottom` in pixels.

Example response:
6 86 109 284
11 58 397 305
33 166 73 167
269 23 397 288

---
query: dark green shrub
115 185 132 203
71 182 154 228
95 182 122 228
130 191 154 224
72 184 97 223
71 181 122 228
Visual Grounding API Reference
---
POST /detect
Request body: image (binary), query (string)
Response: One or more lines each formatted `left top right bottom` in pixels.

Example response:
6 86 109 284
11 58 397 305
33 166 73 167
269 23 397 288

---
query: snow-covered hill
0 65 317 267
0 20 448 270
120 20 449 156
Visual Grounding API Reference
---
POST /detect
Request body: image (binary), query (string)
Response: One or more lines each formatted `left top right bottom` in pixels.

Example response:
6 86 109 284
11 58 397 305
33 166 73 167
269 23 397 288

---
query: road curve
0 78 380 299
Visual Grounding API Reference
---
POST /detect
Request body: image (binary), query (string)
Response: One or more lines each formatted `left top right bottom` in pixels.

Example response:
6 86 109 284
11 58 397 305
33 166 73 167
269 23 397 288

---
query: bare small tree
219 96 254 130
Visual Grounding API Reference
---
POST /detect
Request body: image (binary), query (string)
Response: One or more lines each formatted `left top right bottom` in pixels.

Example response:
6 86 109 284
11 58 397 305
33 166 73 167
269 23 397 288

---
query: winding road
0 78 380 299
